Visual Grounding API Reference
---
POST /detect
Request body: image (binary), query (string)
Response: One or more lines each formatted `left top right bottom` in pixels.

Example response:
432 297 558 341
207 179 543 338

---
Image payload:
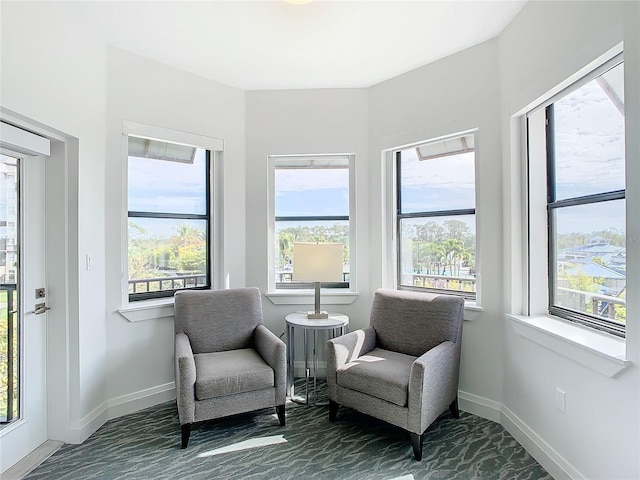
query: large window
530 58 626 336
270 154 352 290
127 136 211 301
396 132 477 299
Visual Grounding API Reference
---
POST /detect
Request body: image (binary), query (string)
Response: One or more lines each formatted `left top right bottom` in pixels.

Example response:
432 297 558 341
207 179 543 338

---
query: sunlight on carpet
197 434 287 458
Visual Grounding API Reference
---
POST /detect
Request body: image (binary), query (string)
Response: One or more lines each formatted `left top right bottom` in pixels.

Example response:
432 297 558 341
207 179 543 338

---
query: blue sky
551 64 625 235
275 167 349 217
128 149 207 215
128 64 625 243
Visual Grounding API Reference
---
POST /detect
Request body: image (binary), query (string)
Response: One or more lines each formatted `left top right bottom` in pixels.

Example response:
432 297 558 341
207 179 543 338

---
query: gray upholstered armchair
174 287 286 448
326 288 464 460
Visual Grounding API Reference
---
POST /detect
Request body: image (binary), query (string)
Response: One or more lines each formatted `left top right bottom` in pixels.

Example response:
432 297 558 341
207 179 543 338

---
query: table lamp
292 242 343 319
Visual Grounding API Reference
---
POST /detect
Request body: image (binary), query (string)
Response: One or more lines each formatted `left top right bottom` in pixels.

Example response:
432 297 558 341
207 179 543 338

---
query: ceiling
62 0 528 91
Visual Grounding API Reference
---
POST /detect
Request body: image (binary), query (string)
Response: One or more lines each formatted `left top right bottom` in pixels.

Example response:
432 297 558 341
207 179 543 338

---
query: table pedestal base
285 313 349 406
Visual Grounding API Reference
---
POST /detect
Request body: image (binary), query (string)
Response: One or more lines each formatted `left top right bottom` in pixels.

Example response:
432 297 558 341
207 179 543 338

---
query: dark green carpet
25 397 552 480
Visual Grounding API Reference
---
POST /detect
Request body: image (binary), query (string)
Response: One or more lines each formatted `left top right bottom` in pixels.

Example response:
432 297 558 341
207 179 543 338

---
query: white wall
103 48 246 418
500 2 639 479
369 39 506 410
245 89 371 333
1 2 248 446
0 1 107 440
2 1 638 478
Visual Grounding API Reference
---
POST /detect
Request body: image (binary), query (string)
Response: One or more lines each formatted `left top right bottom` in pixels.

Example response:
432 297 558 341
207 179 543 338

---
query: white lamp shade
292 243 343 283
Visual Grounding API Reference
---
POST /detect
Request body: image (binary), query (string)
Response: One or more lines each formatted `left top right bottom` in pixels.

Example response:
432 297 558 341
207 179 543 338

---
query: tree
561 270 603 314
415 222 444 243
278 231 295 268
276 224 350 272
425 242 446 275
443 219 471 242
177 244 206 272
442 238 466 276
174 224 202 247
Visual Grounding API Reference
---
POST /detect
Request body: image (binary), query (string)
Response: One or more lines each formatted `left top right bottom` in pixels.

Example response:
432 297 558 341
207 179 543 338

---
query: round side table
285 312 349 405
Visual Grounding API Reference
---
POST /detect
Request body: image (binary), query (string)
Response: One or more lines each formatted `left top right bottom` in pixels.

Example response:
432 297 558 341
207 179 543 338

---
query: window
270 154 353 291
395 132 477 299
127 135 211 301
528 57 625 336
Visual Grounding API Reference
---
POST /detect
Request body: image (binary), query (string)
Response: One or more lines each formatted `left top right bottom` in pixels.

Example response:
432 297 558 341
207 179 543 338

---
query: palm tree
425 242 446 275
175 224 202 247
278 232 295 269
442 239 465 276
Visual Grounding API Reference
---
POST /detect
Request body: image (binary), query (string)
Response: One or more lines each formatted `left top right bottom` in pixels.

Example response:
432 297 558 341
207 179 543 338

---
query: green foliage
564 270 602 294
556 228 625 250
0 292 19 420
128 222 207 286
403 219 476 277
276 225 350 269
177 244 206 272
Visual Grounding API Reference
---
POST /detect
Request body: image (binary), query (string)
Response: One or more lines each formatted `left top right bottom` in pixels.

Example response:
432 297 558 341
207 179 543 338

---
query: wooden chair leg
276 405 286 426
181 424 191 449
449 397 460 419
329 401 339 422
410 432 423 461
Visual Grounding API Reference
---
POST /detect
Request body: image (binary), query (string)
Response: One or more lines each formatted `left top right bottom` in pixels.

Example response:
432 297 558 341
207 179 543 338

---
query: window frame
539 56 626 336
121 121 223 305
267 153 356 295
127 145 211 302
394 130 478 300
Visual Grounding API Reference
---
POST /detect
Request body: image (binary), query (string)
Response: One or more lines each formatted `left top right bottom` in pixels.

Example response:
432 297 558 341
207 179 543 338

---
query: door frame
1 107 78 450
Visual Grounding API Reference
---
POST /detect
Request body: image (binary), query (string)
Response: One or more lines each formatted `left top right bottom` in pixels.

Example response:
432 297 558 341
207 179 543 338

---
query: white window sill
118 298 175 322
506 313 631 378
266 290 359 305
464 301 483 321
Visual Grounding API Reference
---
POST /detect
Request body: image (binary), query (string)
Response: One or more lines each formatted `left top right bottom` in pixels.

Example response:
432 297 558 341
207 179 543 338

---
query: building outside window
0 154 19 423
0 156 18 284
127 136 211 301
396 132 477 299
270 154 353 290
529 57 626 335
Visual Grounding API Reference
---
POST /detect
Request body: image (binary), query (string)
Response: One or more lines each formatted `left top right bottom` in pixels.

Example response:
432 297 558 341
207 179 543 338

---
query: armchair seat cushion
194 348 274 401
336 347 416 407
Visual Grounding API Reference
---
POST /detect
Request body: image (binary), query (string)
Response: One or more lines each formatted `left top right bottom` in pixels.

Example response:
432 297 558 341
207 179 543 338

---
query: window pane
399 215 476 295
0 154 19 423
275 167 348 217
553 62 625 200
399 147 475 214
128 217 208 293
0 155 18 285
552 199 626 325
275 220 349 284
128 146 207 215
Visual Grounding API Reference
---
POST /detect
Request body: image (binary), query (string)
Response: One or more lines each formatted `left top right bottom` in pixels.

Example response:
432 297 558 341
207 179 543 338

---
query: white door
0 137 49 472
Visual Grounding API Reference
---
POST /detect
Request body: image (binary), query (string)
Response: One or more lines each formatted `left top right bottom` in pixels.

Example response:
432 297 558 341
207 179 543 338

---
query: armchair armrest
326 326 377 400
175 332 196 425
407 340 459 434
327 326 376 365
254 324 287 404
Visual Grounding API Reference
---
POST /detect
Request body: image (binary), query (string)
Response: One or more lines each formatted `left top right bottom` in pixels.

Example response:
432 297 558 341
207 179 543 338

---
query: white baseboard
67 383 176 444
0 440 63 480
458 391 585 480
458 390 502 422
62 382 584 480
501 406 584 480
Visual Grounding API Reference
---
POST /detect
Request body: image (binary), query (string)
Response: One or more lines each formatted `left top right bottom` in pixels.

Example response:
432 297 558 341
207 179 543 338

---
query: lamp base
307 311 329 319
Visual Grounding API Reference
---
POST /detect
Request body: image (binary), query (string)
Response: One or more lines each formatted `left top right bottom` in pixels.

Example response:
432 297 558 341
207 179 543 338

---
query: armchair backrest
369 288 464 357
174 287 264 354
